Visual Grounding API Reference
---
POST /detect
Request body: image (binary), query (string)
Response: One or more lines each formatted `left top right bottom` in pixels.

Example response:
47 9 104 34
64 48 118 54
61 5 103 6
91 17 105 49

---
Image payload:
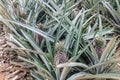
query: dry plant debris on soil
0 23 33 80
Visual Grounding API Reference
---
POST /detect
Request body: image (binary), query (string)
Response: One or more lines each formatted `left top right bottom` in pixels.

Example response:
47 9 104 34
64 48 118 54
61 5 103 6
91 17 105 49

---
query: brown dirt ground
0 63 9 80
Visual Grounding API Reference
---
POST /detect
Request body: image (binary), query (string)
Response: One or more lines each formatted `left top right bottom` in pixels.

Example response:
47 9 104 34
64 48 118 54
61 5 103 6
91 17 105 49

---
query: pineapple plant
66 37 120 80
54 42 68 66
93 37 105 59
0 1 34 79
0 0 120 80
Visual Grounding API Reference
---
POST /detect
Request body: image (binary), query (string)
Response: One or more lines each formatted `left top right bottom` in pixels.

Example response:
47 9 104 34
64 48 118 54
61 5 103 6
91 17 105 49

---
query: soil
0 63 9 80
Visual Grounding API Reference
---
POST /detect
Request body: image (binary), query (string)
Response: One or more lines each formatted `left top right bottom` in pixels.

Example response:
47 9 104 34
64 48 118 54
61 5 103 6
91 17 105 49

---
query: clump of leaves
0 0 120 80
